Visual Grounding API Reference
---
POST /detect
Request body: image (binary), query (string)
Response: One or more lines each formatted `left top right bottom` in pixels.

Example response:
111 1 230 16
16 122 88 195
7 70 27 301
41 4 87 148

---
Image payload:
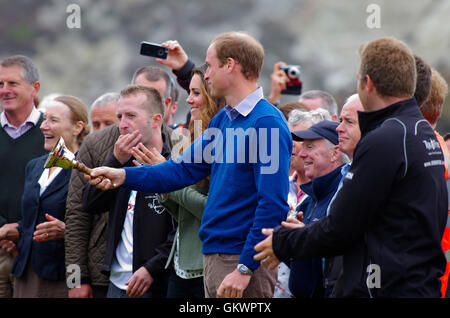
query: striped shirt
0 106 41 139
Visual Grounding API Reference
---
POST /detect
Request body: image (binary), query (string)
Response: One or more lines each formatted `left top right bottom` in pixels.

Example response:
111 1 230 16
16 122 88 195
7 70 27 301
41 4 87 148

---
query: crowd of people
0 31 449 299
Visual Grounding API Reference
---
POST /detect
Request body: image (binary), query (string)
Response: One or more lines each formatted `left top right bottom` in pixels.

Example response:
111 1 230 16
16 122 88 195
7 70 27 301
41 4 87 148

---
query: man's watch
237 264 253 275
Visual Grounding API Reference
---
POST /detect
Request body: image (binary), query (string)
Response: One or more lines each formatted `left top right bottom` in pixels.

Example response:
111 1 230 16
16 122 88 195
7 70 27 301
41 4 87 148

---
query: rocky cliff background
1 0 450 132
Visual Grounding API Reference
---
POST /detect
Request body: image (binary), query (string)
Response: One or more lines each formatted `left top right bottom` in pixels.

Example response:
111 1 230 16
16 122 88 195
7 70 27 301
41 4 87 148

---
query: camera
280 64 302 95
140 41 169 59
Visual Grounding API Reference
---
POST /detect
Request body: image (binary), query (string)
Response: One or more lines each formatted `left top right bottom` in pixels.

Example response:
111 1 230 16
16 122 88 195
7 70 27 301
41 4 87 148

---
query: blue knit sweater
123 99 292 270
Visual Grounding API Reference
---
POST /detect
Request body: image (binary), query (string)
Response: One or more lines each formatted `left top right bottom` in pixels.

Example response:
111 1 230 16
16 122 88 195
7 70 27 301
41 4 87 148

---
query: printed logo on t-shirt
144 194 166 215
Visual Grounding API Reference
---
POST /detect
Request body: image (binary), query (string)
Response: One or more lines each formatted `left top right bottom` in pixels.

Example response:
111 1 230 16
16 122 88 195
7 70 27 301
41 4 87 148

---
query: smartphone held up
140 41 168 59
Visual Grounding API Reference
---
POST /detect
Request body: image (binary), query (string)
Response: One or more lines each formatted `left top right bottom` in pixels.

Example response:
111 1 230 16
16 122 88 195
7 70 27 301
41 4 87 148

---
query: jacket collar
31 155 72 201
300 164 344 201
358 97 419 137
161 130 171 160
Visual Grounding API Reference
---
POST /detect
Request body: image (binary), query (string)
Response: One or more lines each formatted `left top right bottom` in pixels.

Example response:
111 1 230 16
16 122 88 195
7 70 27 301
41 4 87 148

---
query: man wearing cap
255 37 448 297
284 120 349 298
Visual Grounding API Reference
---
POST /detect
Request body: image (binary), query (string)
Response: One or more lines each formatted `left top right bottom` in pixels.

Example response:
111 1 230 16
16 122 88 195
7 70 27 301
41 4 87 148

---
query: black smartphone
140 41 169 59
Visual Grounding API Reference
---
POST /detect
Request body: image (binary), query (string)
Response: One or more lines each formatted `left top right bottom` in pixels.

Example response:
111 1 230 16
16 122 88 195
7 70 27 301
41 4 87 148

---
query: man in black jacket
255 36 448 297
82 85 175 298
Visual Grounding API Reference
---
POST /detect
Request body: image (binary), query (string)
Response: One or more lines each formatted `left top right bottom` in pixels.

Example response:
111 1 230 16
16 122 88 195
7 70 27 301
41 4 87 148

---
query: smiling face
300 138 337 180
186 74 205 122
0 65 39 118
289 120 313 174
204 44 228 98
40 103 79 152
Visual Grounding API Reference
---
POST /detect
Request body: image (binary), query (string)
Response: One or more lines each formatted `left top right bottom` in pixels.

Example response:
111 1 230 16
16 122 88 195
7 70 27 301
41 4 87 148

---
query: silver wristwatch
237 264 253 275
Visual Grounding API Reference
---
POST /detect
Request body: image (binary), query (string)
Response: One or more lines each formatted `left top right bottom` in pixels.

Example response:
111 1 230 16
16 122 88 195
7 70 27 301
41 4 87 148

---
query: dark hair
414 55 432 107
132 66 171 99
444 133 450 142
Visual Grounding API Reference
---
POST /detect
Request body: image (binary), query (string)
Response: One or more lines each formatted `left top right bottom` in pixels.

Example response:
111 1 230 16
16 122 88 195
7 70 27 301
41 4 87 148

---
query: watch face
238 264 252 275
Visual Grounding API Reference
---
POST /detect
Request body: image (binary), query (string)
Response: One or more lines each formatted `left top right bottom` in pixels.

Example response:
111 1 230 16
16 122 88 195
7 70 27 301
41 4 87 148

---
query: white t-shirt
110 191 137 290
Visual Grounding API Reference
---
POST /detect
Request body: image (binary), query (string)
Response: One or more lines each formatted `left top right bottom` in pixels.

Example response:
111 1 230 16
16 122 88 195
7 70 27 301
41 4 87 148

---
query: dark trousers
166 270 204 298
106 282 152 298
92 285 109 298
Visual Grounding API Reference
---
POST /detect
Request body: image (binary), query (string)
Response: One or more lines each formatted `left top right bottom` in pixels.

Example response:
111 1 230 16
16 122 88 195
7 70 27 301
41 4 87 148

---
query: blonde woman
0 95 89 298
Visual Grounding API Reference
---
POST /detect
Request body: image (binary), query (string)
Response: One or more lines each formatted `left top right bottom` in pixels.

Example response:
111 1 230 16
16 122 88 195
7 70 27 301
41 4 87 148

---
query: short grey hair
0 55 39 84
309 108 332 123
91 92 120 111
343 93 360 106
288 109 313 126
299 90 338 115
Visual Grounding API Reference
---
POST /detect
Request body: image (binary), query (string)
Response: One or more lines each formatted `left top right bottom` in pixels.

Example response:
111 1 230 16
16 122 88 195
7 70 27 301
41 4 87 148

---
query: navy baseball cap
292 120 339 145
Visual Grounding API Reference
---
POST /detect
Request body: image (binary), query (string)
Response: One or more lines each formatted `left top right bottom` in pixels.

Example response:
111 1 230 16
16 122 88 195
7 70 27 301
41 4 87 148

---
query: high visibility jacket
435 131 450 298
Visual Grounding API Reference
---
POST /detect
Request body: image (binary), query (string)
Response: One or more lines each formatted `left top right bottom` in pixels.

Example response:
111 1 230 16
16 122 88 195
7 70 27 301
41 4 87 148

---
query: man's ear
365 75 375 93
32 81 40 97
170 101 178 116
331 145 341 163
331 113 338 122
226 57 237 73
165 96 172 110
152 113 163 128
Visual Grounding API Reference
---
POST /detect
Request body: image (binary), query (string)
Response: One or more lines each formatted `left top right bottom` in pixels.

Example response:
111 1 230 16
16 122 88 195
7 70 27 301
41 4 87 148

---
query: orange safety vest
435 131 450 298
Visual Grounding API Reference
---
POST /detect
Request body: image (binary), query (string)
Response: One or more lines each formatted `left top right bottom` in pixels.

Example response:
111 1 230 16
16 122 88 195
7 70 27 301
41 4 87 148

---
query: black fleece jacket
273 98 448 297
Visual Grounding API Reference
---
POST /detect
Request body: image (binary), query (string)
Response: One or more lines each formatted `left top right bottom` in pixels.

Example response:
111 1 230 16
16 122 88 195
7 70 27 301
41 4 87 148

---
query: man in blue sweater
86 31 292 298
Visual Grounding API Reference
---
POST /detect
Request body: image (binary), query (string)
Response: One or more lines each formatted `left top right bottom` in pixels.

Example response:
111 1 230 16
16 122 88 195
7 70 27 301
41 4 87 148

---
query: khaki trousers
203 253 277 298
13 260 67 298
0 248 14 298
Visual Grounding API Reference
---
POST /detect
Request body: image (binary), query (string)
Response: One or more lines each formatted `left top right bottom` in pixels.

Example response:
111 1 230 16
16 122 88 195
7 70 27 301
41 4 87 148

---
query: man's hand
283 211 305 229
0 223 19 242
33 213 65 242
85 166 126 190
268 61 288 105
156 40 188 71
216 269 251 298
0 227 7 242
114 130 142 164
125 266 153 297
254 228 280 270
131 143 166 166
0 240 17 258
68 284 94 298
